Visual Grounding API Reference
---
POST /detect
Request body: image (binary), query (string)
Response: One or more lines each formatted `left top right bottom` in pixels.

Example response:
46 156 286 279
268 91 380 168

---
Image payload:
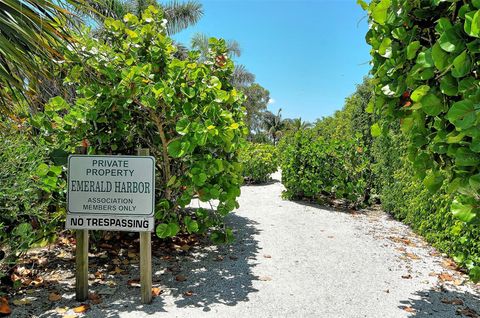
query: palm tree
0 0 89 113
80 0 203 35
263 108 286 146
286 117 312 132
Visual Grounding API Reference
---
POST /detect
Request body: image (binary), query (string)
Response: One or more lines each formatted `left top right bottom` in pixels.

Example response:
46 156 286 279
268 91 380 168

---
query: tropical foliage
31 6 247 244
361 0 480 225
239 142 278 184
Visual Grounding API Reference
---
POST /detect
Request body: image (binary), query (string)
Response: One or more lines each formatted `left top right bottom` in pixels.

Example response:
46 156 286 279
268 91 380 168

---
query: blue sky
174 0 371 122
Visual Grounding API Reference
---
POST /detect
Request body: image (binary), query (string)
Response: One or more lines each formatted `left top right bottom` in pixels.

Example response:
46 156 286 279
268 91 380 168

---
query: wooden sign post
67 149 155 304
138 148 152 304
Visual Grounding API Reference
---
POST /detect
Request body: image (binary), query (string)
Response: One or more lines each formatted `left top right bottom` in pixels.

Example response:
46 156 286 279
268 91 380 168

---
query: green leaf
378 37 392 58
370 123 381 137
155 222 180 238
167 139 186 158
451 199 477 223
156 223 170 238
451 51 471 78
416 49 433 68
371 0 391 25
407 41 421 60
411 85 430 102
469 174 480 190
455 147 480 166
36 163 49 177
420 94 443 116
432 42 449 71
176 118 190 134
184 216 199 233
440 74 458 96
50 166 63 176
192 173 207 186
439 27 463 52
45 96 69 112
423 170 444 193
468 10 480 37
50 149 69 166
446 100 478 130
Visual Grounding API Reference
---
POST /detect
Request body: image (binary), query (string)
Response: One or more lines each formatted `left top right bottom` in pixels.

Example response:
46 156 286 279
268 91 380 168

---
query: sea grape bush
361 0 480 225
0 125 64 275
31 6 247 243
373 125 480 281
239 142 278 183
279 129 370 208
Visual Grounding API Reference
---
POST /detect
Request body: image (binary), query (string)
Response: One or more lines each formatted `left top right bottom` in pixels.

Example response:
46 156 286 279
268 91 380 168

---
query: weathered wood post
75 146 89 301
138 148 152 304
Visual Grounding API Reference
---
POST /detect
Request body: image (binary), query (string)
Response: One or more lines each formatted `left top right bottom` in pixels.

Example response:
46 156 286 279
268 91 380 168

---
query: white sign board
66 155 155 232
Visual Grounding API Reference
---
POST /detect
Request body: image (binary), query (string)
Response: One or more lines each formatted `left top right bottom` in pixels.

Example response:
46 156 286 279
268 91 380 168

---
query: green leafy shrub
361 0 480 224
0 124 65 279
279 129 370 207
373 123 480 281
31 6 246 243
239 142 278 183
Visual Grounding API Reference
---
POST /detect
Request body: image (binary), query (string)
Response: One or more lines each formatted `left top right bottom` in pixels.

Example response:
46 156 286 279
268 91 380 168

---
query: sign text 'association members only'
66 155 155 232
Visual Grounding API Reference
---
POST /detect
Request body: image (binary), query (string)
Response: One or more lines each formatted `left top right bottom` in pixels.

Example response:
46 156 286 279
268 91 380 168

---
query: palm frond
163 0 203 35
226 39 241 57
74 0 130 21
231 65 255 88
0 0 100 114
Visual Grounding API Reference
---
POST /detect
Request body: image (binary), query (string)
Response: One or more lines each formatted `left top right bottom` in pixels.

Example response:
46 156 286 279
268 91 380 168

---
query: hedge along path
22 172 478 318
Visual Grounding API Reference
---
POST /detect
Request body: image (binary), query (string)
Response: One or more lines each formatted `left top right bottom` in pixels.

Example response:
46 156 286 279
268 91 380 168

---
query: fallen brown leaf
263 254 272 259
0 297 11 314
402 306 415 313
453 279 463 286
405 253 420 260
30 276 43 286
151 287 162 297
73 304 90 313
48 292 62 302
175 274 186 282
442 259 458 270
88 292 102 305
184 290 194 297
402 274 412 279
440 298 464 305
259 276 272 281
94 271 104 280
456 307 479 318
438 273 453 281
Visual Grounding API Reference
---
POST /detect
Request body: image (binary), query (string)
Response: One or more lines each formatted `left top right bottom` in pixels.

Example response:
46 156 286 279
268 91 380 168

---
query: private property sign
66 155 155 232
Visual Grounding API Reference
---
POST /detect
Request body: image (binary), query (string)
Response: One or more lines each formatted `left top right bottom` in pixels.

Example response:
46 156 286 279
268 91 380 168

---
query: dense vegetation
240 142 278 184
361 0 480 280
0 3 257 284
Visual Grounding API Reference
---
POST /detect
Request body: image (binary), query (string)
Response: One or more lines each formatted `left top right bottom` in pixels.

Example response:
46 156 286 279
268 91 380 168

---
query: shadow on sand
93 212 262 317
398 287 480 317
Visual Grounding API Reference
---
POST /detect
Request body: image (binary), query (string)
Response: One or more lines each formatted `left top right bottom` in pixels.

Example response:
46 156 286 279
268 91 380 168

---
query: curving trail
31 172 479 317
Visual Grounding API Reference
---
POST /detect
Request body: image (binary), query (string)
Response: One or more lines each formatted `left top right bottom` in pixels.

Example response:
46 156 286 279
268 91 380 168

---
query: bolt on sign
66 155 155 232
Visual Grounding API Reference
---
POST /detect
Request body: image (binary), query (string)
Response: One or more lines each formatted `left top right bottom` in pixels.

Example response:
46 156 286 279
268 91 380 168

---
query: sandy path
16 172 480 317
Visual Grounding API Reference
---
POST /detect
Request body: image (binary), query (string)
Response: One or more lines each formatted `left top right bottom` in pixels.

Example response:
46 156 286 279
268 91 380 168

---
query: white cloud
268 98 275 105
